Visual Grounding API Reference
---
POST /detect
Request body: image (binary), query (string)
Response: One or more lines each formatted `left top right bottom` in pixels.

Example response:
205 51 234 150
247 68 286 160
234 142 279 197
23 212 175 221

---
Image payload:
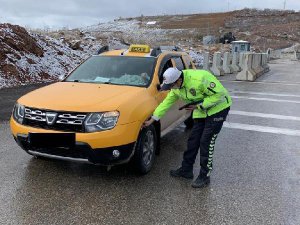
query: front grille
23 107 87 132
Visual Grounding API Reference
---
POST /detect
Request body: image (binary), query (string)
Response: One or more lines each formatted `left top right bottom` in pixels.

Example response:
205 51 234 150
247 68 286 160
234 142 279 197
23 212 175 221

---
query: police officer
144 68 232 188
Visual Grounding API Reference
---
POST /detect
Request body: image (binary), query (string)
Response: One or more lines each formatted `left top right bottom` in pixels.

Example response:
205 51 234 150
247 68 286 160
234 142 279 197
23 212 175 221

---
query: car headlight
12 103 25 124
84 111 119 132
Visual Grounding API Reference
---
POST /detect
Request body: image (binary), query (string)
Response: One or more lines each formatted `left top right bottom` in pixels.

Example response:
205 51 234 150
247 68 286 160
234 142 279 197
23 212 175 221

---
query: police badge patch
210 82 216 88
189 88 196 96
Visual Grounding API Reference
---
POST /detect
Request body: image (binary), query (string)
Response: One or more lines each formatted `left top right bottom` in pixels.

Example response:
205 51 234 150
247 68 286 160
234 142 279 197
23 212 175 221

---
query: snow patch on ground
189 51 204 67
146 21 157 25
82 19 185 44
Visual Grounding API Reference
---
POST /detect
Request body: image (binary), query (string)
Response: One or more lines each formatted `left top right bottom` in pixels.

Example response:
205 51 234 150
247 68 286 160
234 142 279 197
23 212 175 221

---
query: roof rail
96 45 109 55
150 47 162 57
160 46 182 52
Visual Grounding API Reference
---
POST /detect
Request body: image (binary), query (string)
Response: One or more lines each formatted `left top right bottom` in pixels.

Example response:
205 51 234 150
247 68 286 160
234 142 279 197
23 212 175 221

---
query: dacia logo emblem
189 88 196 96
46 112 57 125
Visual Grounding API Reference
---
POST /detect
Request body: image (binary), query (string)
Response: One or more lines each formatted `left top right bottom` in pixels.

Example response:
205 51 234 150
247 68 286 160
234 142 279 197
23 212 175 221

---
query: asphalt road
0 61 299 225
0 83 49 121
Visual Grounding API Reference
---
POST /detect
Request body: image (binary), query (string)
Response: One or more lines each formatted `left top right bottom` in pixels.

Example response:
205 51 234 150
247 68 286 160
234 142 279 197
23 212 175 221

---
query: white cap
161 68 182 90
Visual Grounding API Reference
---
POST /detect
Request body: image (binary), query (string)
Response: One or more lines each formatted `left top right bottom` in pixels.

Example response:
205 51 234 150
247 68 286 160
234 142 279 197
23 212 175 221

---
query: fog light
112 150 120 158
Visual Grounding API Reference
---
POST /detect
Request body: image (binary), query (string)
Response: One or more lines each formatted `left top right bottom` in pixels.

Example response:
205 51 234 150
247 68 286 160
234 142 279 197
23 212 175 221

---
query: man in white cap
144 67 232 188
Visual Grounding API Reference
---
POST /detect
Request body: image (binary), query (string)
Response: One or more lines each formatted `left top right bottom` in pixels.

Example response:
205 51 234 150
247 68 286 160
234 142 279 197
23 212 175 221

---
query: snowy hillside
0 22 204 89
0 23 102 89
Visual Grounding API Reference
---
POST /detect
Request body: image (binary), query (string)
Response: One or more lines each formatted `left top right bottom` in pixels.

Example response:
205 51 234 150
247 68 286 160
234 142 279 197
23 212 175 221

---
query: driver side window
159 59 174 84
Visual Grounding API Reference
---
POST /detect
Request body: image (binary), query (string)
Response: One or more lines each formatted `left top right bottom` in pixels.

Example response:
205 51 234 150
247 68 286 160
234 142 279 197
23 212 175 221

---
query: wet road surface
0 60 299 225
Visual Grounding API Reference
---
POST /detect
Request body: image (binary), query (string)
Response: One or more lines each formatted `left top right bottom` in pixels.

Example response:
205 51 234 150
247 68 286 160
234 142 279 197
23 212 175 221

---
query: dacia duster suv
10 45 195 174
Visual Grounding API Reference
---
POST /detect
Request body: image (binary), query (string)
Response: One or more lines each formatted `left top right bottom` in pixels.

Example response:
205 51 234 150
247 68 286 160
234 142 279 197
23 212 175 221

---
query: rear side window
159 59 174 84
173 57 185 70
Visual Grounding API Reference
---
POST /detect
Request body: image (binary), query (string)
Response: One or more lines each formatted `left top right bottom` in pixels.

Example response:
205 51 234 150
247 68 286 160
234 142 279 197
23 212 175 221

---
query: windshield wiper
66 80 114 84
63 80 82 83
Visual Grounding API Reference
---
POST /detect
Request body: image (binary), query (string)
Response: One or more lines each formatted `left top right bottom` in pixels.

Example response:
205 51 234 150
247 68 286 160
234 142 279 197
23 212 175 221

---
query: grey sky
0 0 299 29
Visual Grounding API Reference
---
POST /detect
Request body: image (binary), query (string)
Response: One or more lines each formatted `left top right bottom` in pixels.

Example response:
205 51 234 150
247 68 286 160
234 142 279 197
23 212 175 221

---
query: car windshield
65 56 156 87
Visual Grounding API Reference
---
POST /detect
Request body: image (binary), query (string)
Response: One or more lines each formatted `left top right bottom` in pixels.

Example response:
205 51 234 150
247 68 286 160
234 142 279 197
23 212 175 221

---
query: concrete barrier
210 52 224 76
297 52 300 60
252 54 264 76
230 52 241 72
262 53 270 73
267 48 271 62
236 53 256 81
239 53 245 69
203 52 210 71
269 49 282 59
293 51 300 60
236 53 270 81
223 52 232 74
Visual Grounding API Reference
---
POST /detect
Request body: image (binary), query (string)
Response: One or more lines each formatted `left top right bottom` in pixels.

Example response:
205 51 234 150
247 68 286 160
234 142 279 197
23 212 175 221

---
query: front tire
131 124 157 174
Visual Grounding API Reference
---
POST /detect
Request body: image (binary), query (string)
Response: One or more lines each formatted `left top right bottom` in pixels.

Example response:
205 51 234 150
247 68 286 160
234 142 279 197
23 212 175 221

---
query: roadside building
232 40 251 53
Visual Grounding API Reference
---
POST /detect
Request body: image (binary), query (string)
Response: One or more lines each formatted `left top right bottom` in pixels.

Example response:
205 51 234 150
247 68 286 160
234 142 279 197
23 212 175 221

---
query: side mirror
156 84 161 91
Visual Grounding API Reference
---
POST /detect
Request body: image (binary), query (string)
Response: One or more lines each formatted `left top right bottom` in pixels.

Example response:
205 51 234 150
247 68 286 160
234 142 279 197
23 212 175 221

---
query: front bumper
10 117 140 149
14 134 135 166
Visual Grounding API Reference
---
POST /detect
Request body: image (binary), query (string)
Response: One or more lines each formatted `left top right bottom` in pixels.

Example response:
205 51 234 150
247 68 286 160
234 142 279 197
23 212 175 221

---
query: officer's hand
185 105 197 111
143 118 155 128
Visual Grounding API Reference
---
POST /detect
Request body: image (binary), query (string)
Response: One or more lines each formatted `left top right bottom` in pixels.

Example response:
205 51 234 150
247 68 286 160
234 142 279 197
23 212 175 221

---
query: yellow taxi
10 44 195 174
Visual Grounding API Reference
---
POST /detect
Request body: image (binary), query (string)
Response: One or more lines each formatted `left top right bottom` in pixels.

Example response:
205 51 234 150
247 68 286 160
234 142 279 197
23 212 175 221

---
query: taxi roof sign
129 45 151 53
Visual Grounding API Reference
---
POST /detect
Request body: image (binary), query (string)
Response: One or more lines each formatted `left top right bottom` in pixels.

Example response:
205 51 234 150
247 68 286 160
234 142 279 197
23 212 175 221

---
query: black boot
191 175 210 188
170 167 193 179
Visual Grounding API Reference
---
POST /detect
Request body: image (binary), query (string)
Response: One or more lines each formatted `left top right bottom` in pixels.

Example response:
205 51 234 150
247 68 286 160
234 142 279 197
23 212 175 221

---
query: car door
154 57 175 131
157 55 190 133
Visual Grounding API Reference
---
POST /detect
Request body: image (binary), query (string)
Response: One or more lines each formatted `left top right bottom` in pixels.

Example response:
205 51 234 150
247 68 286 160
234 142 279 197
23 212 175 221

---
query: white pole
228 0 230 11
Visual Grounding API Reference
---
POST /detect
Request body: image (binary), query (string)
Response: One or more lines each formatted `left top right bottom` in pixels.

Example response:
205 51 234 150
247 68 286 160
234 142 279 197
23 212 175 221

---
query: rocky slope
0 22 203 89
0 23 102 89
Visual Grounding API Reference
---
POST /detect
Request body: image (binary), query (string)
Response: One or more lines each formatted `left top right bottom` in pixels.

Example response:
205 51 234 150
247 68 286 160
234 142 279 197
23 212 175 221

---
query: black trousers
181 107 230 177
